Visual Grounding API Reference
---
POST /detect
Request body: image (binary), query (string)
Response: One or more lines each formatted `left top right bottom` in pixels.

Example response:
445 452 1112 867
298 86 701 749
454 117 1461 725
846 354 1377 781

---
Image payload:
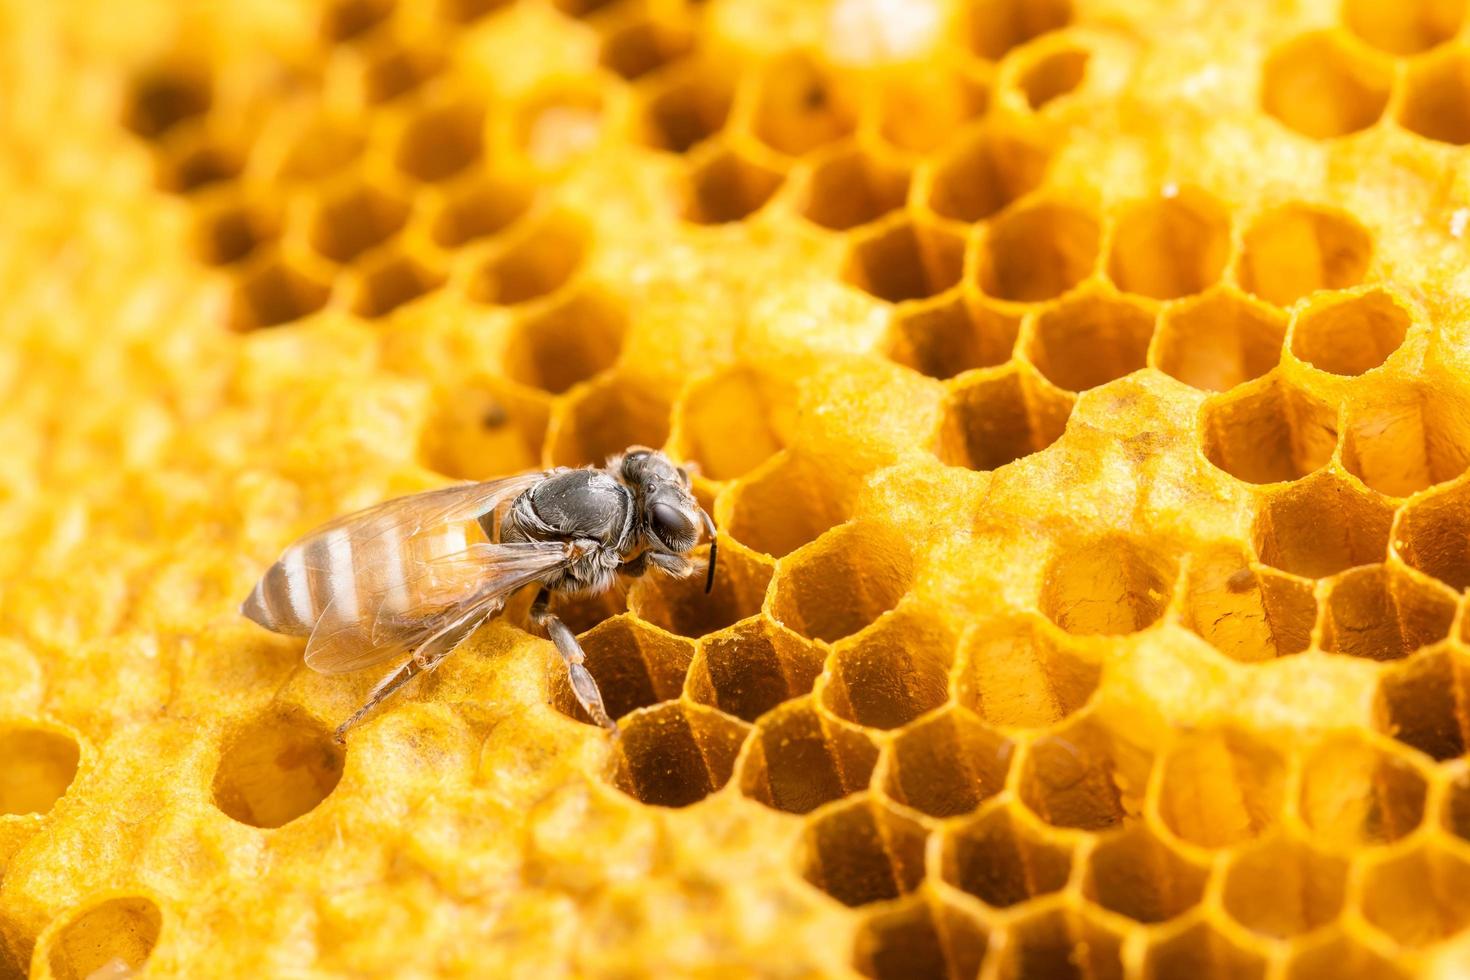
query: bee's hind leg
333 614 483 742
530 586 617 733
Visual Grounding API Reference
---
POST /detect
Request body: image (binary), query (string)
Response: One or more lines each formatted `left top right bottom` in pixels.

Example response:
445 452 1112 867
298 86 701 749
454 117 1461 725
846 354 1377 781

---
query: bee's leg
530 586 617 732
616 551 651 578
333 614 484 742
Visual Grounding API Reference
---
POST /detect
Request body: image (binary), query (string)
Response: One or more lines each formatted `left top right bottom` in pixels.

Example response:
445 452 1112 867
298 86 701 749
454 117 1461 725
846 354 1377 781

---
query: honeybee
241 448 716 740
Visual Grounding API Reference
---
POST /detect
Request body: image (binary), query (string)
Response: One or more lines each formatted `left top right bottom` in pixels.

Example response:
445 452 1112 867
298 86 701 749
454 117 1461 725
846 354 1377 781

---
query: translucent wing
308 471 545 546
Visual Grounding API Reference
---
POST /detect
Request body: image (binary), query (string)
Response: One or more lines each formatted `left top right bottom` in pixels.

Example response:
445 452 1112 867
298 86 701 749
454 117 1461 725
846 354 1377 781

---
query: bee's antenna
700 509 718 593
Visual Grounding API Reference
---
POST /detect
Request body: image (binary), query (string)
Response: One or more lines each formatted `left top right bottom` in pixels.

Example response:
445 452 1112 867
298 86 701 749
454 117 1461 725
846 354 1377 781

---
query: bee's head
616 447 718 591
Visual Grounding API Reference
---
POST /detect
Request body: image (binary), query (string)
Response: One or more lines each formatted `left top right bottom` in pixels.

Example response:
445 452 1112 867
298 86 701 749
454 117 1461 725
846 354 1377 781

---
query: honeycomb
5 0 1470 976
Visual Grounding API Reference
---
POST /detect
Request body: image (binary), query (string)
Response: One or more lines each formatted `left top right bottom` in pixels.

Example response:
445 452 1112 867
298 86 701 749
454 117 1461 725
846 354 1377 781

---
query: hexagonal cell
351 251 445 318
358 40 443 104
1399 46 1470 144
228 255 332 331
852 895 989 980
1082 824 1207 923
885 292 1021 381
1017 43 1089 110
935 365 1073 471
799 144 910 232
723 449 852 559
882 708 1012 818
688 616 822 722
545 371 671 468
468 212 588 306
600 14 693 80
1039 533 1178 636
954 615 1099 727
1108 188 1231 301
823 607 956 731
1024 290 1155 392
1019 720 1139 831
976 199 1100 302
430 175 535 248
1181 547 1316 661
799 794 927 907
418 378 548 481
308 179 411 264
770 521 913 643
124 62 211 140
513 85 605 170
194 198 279 267
1373 646 1470 760
1284 933 1411 980
922 120 1049 224
212 704 343 828
738 698 877 813
158 131 244 194
1152 287 1286 392
394 98 484 182
875 64 990 154
1290 287 1411 377
994 906 1123 980
502 287 626 394
1251 470 1394 578
1237 203 1373 306
842 217 965 304
0 722 79 816
1361 843 1470 946
1220 834 1347 938
1344 0 1464 54
964 0 1072 61
750 52 860 158
1155 728 1285 848
1140 922 1267 980
44 895 162 980
1394 477 1470 591
1342 382 1470 497
940 804 1070 907
607 701 748 808
1298 734 1427 849
674 366 796 481
322 0 394 43
681 144 785 225
1446 769 1470 841
548 587 629 637
1321 563 1456 661
548 614 692 725
272 113 366 183
629 540 771 638
1261 32 1392 139
1199 375 1337 484
639 63 734 153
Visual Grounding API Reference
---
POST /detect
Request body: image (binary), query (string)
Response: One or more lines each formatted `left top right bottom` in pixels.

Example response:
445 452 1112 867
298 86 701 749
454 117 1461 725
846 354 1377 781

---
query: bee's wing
309 471 545 545
304 540 575 675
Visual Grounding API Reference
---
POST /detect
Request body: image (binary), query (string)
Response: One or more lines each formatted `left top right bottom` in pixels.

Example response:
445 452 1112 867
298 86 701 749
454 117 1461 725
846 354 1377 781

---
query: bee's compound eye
650 501 696 550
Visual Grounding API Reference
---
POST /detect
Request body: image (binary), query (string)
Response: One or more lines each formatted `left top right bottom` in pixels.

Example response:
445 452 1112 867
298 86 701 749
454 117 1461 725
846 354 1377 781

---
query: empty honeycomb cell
430 175 535 248
1039 533 1177 636
513 85 606 170
358 41 443 104
798 794 927 907
468 211 588 306
954 615 1099 727
823 608 955 730
228 255 332 331
1360 843 1470 946
322 0 395 43
394 98 484 182
851 895 989 980
43 895 162 980
885 292 1021 381
673 366 796 481
272 113 366 183
628 540 771 638
1394 477 1470 591
1252 470 1394 578
1151 287 1286 392
0 722 79 816
607 701 748 808
1290 288 1411 376
687 616 823 722
1181 548 1316 661
639 63 733 153
1198 375 1337 485
722 450 851 558
546 371 671 468
1298 734 1427 849
1154 728 1284 848
680 144 785 224
995 906 1124 980
976 199 1100 302
1081 824 1207 923
124 63 211 140
1342 382 1470 497
749 52 859 158
1447 769 1470 840
1016 44 1089 110
798 143 910 232
1019 721 1135 831
600 13 693 81
547 587 629 637
418 378 548 481
502 288 626 394
935 365 1073 471
1320 563 1456 661
551 0 619 18
308 179 410 264
211 704 344 828
1024 290 1156 392
1220 834 1347 938
549 614 692 725
737 697 877 813
193 198 279 267
1284 933 1410 980
882 708 1013 817
1399 46 1470 144
436 0 513 25
875 64 990 154
1237 204 1373 306
158 132 244 194
964 0 1073 60
351 250 445 318
1343 0 1464 54
1108 188 1231 301
939 804 1071 907
1372 647 1470 760
1261 32 1392 140
1140 922 1267 980
921 120 1049 224
769 521 913 643
841 217 965 304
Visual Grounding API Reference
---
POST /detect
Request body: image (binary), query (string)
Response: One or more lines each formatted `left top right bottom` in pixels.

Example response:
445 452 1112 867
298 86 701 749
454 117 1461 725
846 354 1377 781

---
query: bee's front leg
530 585 617 733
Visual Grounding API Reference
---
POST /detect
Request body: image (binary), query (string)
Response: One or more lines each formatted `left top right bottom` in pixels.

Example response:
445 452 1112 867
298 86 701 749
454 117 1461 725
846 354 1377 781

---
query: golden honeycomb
4 0 1470 976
